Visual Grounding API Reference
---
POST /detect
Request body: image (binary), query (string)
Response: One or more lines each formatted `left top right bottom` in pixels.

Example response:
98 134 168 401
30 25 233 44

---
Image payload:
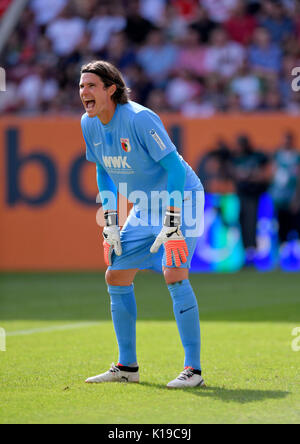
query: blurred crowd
0 0 12 17
2 0 300 115
198 131 300 259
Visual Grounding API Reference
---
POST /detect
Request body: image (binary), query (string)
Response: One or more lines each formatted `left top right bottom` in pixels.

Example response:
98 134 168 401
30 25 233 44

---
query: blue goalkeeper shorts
108 190 205 272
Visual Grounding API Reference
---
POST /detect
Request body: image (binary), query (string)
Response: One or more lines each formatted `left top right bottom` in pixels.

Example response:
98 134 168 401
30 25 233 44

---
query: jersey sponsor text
102 155 131 169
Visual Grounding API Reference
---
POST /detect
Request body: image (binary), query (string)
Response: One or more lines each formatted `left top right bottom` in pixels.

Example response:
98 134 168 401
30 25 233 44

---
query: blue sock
167 279 201 370
108 284 137 366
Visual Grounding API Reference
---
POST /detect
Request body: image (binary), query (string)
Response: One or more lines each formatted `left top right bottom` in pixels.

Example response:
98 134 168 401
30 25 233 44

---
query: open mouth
84 99 96 111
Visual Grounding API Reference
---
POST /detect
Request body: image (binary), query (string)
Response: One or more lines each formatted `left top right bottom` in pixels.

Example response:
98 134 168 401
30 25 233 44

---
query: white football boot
85 363 139 384
167 367 205 389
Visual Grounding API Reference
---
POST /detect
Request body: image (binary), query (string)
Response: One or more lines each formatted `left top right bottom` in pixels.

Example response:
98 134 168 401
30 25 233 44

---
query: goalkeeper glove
150 209 188 267
102 211 122 266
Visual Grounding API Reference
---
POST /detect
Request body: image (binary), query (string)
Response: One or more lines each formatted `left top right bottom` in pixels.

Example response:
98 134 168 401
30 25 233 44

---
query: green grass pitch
0 271 299 424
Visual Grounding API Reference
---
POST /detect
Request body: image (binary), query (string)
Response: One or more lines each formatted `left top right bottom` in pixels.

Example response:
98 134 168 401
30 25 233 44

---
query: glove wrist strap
104 210 118 227
164 210 181 227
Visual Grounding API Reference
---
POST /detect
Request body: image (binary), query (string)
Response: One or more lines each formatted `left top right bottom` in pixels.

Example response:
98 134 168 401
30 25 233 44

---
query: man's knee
163 267 189 285
105 269 137 286
106 270 123 286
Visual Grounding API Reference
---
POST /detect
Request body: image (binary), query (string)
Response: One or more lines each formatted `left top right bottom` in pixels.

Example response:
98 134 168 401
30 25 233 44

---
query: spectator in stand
294 0 300 42
176 27 208 76
0 81 18 113
283 0 298 16
197 139 235 194
30 0 68 26
140 0 166 26
205 27 245 79
230 60 262 111
2 32 26 76
189 4 217 43
87 3 126 53
46 5 86 57
73 0 98 20
269 131 300 244
122 63 153 105
247 0 263 16
137 28 178 87
181 91 217 117
166 70 203 110
171 0 199 21
101 32 136 70
259 0 295 44
248 27 282 79
232 134 270 262
145 88 174 114
201 73 226 111
124 0 154 45
163 2 189 41
259 88 284 111
34 35 58 69
102 32 136 70
201 0 238 23
225 0 257 45
10 8 39 65
17 64 58 113
225 91 244 113
65 31 95 67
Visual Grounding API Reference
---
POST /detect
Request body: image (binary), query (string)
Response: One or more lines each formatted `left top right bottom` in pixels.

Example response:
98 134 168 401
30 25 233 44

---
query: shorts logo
120 138 131 153
150 130 166 151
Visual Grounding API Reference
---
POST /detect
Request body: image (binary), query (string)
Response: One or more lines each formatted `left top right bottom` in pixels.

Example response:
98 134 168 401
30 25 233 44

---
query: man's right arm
96 163 122 266
81 118 121 264
96 163 118 211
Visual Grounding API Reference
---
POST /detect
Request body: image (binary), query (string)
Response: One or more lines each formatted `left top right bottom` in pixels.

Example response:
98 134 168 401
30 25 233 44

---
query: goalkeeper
80 61 205 389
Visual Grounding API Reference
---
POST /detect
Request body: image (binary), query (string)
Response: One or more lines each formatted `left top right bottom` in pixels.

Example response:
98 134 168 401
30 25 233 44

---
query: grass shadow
139 382 290 404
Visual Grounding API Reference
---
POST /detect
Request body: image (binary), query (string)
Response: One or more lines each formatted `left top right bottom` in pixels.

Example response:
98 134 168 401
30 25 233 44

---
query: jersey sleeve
96 163 118 211
159 151 186 208
81 115 97 163
133 110 176 162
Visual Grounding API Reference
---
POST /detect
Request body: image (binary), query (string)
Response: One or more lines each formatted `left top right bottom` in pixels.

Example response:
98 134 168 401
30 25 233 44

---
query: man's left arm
150 151 188 267
133 111 188 267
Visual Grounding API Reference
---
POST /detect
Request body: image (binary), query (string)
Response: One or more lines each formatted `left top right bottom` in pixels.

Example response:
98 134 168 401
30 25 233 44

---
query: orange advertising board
0 113 299 270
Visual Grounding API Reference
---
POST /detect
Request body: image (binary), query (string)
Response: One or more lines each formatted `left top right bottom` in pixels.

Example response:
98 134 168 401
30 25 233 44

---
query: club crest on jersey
120 138 131 153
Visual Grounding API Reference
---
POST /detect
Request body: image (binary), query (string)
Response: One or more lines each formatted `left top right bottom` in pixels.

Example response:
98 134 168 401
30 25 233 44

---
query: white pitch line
6 322 100 337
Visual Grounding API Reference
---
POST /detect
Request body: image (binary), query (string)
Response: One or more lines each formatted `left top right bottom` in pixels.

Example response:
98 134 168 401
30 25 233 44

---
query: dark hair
80 60 130 104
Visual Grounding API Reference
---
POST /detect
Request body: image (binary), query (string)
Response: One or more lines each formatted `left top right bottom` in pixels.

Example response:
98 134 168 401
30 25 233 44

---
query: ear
108 84 117 98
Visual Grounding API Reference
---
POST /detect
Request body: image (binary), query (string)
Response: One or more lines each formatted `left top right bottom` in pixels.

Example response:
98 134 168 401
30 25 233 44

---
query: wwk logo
102 156 131 169
0 67 6 92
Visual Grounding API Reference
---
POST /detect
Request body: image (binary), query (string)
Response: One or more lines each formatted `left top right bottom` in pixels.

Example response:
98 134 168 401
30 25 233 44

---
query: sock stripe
117 363 139 372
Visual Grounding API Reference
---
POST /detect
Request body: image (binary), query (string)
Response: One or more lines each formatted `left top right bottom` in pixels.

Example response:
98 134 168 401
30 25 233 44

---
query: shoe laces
109 363 121 373
178 367 194 381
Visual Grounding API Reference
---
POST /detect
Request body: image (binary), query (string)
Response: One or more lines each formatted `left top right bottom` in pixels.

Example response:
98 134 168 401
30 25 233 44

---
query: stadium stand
0 0 300 116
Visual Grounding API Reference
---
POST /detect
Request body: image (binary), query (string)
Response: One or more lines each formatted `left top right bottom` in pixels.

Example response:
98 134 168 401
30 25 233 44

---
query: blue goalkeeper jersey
81 101 203 211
